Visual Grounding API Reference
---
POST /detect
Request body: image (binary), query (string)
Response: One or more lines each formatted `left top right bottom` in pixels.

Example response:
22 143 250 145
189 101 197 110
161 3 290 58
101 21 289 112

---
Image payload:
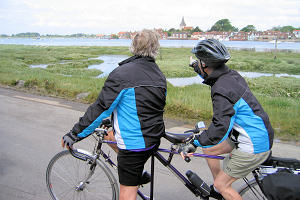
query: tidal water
168 73 300 87
2 38 300 51
88 55 129 78
30 55 300 87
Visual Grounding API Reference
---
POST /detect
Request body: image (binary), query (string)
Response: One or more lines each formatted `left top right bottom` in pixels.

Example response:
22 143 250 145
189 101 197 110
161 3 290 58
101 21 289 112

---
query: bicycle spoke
55 159 77 185
46 150 118 200
55 187 74 200
85 187 102 199
239 178 266 200
52 169 75 188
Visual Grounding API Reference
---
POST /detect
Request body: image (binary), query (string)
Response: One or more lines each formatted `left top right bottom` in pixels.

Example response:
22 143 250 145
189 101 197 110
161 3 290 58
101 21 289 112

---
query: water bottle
186 170 211 197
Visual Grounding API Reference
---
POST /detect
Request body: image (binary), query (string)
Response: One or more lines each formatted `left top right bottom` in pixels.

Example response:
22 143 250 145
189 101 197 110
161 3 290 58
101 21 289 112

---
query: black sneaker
209 185 224 200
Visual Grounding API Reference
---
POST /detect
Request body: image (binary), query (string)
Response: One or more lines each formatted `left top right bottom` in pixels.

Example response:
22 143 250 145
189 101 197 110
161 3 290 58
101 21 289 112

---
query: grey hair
130 29 160 59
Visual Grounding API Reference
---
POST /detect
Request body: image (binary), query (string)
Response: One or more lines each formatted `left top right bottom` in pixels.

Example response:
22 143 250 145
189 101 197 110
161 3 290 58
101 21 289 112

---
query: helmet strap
199 60 208 79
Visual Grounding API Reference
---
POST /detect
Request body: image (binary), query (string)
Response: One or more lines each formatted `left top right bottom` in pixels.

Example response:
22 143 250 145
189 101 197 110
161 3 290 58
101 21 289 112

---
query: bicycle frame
51 129 300 200
98 138 225 200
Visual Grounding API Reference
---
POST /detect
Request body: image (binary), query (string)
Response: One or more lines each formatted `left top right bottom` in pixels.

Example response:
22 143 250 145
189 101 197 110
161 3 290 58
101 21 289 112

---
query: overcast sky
1 0 300 35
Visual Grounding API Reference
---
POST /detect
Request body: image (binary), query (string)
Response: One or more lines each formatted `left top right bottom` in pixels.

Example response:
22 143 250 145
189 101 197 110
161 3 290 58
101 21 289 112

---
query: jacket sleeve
194 93 235 148
71 71 123 138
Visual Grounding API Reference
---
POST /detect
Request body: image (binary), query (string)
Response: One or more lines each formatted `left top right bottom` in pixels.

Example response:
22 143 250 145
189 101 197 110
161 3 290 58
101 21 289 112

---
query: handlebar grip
185 156 191 162
69 149 88 161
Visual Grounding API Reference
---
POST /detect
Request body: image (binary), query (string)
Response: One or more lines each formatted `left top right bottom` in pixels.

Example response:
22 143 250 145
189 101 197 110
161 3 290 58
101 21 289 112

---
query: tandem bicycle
46 123 300 200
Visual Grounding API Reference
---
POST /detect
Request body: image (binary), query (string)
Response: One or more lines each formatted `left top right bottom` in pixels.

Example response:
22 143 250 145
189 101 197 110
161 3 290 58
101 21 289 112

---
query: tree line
1 19 299 38
167 19 300 33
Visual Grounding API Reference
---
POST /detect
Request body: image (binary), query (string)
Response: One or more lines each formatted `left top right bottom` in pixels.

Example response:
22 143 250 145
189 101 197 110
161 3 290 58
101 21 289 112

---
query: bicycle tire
238 178 267 200
46 150 119 200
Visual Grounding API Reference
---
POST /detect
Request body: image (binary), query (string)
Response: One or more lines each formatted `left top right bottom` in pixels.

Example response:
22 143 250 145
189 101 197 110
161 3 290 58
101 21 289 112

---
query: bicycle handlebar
69 148 89 161
69 120 200 164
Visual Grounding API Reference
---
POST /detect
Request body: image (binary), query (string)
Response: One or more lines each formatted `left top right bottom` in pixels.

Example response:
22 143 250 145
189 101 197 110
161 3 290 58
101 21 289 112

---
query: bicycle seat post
150 153 155 200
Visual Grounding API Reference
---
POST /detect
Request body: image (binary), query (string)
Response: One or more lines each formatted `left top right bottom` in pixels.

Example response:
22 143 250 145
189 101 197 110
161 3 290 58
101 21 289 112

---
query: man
62 29 167 200
187 39 274 200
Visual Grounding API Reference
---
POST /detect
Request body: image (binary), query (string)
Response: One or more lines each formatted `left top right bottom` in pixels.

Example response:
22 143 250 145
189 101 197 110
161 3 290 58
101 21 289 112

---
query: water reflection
167 76 204 87
2 38 300 52
29 54 300 86
30 64 48 69
88 55 128 78
29 55 128 79
167 72 300 87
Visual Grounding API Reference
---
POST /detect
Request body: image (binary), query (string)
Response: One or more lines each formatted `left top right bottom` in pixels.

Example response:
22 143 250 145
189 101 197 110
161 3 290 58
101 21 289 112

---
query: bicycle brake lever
184 128 200 134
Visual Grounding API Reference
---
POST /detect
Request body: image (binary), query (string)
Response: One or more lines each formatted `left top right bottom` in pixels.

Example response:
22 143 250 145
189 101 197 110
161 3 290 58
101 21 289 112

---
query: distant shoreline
1 36 300 43
2 38 300 52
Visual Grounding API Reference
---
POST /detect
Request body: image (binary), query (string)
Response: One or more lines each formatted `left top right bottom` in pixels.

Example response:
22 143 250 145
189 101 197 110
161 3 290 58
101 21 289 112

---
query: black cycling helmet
191 39 230 68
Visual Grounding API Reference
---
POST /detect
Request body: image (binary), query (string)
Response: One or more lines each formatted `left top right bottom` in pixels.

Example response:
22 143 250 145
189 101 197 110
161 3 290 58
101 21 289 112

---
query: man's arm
194 93 235 148
62 71 123 148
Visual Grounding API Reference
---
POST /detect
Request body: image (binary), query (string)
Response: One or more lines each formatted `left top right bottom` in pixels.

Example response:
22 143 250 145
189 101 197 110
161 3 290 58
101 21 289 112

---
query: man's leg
202 140 233 180
117 147 158 200
119 185 138 200
214 171 242 200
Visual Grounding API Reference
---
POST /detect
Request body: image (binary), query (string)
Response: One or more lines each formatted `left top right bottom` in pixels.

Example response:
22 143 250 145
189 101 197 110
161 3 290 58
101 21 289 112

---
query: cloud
1 0 300 34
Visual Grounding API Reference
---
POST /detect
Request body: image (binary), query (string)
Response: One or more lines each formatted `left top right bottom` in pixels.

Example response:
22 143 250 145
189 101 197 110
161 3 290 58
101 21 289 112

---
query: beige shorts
223 146 270 179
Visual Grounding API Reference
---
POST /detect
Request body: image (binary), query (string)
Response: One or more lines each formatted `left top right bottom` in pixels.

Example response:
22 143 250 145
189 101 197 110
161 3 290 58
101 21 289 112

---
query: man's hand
189 56 201 75
100 118 112 129
178 143 197 160
62 131 81 149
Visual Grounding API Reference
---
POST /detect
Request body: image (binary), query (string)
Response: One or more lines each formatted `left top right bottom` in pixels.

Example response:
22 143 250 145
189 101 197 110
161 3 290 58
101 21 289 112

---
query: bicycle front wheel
238 178 267 200
46 150 119 200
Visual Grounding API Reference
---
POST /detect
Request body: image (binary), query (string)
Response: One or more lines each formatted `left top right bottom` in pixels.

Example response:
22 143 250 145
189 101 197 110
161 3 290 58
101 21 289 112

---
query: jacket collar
119 55 155 66
203 64 230 86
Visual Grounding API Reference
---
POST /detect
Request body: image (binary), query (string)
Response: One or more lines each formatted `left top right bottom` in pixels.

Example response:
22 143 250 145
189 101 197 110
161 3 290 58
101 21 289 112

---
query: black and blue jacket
194 64 274 154
71 56 167 150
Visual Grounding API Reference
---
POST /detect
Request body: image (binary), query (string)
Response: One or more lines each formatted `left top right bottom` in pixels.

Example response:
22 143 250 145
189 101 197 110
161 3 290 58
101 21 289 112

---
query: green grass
0 44 299 140
227 49 300 74
169 77 300 140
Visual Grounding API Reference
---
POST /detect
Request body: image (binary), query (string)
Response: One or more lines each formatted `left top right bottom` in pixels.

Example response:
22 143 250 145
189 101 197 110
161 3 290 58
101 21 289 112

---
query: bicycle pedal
140 171 151 185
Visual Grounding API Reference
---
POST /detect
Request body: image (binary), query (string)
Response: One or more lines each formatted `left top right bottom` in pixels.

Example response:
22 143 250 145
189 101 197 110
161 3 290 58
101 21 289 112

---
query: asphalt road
0 87 299 200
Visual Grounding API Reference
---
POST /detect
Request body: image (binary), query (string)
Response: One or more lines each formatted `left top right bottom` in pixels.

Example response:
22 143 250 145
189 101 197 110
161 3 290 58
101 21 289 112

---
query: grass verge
0 45 299 141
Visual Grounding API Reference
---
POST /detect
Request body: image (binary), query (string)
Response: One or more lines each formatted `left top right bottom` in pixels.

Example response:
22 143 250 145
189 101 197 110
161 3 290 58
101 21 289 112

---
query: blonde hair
130 29 160 59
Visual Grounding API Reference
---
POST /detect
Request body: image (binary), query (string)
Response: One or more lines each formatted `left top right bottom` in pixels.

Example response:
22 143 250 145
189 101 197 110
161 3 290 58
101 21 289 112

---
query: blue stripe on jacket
77 90 125 138
116 88 145 149
194 98 270 154
234 98 270 153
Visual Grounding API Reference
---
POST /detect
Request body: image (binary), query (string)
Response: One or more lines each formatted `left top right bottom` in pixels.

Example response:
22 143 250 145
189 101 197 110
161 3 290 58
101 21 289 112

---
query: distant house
171 32 188 39
154 28 168 39
191 32 205 40
130 32 138 39
202 31 230 41
183 27 193 31
230 31 248 41
247 32 261 41
260 31 280 40
96 34 110 39
293 30 300 38
96 34 105 38
118 32 131 39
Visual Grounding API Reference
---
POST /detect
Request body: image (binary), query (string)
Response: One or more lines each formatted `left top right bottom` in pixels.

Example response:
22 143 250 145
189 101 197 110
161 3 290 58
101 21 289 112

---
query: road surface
0 87 299 200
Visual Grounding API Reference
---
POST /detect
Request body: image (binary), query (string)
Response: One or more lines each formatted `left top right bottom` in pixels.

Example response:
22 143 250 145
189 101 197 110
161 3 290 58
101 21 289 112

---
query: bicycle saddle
164 132 194 144
261 152 300 169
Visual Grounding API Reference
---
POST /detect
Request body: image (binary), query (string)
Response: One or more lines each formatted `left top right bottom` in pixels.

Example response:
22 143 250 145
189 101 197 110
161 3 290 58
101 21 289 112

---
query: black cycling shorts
117 145 158 186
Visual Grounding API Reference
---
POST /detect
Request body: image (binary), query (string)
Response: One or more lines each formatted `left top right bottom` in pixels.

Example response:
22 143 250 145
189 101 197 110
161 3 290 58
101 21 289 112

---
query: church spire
180 16 186 30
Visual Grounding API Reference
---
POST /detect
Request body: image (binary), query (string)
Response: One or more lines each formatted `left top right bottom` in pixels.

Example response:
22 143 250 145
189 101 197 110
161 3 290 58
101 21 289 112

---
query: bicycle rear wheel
238 178 267 200
46 150 119 200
